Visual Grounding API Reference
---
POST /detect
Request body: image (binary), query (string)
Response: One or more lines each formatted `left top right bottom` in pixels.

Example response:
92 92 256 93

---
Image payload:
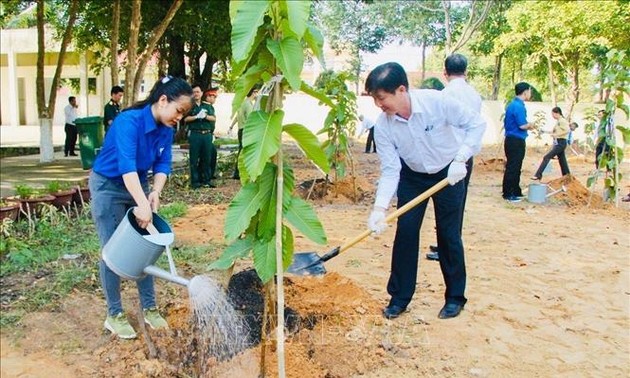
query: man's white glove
367 206 388 234
447 160 467 185
196 109 207 119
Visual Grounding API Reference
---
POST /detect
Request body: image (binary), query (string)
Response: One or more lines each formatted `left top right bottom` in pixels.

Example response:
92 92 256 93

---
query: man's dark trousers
64 123 78 155
502 136 526 198
388 161 467 308
365 127 376 153
189 132 213 188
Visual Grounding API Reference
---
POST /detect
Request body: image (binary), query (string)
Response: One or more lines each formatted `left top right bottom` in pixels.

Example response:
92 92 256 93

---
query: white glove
367 207 388 234
196 109 207 119
447 160 467 185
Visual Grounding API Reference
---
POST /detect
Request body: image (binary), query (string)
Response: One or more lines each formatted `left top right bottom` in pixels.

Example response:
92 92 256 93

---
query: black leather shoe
426 251 440 261
429 245 439 252
438 303 463 319
383 304 406 319
69 153 78 156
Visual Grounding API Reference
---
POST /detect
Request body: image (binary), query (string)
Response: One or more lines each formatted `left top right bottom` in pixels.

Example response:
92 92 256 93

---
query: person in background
531 107 571 181
501 82 535 202
358 114 377 153
64 96 79 157
89 76 193 339
426 53 482 262
184 85 216 189
365 62 486 320
229 86 258 179
104 85 124 134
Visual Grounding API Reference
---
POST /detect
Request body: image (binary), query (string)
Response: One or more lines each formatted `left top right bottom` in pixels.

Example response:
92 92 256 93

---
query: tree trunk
110 0 120 86
167 34 186 79
36 0 79 162
491 53 502 100
199 54 216 90
123 0 141 107
131 0 184 102
566 55 580 121
545 51 557 105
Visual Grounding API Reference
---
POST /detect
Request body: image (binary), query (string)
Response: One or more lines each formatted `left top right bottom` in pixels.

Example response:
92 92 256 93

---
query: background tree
312 0 388 93
35 0 78 163
158 0 232 89
496 0 630 119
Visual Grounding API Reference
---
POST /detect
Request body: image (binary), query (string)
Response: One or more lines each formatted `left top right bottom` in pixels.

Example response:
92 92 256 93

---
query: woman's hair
125 76 193 111
551 106 563 116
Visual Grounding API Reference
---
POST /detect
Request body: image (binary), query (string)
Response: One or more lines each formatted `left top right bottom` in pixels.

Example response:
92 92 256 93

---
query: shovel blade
287 252 327 276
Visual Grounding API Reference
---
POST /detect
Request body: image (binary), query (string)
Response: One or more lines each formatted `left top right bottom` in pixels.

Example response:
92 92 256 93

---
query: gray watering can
102 207 190 287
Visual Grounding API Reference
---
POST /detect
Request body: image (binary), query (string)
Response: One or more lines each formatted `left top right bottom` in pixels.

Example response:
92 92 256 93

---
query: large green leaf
231 0 270 62
224 183 265 241
300 81 334 107
281 225 294 270
303 24 325 65
266 37 304 91
284 196 327 245
255 164 278 239
233 64 266 114
231 26 269 79
207 236 254 270
283 123 330 174
252 237 276 283
251 226 295 283
242 110 283 180
283 0 310 39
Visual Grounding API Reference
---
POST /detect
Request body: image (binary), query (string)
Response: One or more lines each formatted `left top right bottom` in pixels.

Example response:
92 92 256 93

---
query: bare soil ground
2 142 629 377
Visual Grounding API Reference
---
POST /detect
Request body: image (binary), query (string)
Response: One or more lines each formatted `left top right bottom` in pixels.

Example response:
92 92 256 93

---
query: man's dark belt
190 129 212 135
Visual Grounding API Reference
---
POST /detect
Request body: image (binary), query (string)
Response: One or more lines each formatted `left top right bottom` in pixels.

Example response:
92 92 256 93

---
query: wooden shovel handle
338 178 449 255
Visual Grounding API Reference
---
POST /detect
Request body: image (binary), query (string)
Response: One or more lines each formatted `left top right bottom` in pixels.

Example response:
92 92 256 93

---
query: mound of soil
297 175 374 204
547 175 606 208
475 157 505 172
89 269 387 377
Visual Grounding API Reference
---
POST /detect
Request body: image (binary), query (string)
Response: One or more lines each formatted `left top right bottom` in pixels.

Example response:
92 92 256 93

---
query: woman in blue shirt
89 76 192 339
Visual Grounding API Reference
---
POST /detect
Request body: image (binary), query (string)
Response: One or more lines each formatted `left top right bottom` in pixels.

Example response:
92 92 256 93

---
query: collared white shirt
443 77 483 146
64 104 78 125
373 89 486 209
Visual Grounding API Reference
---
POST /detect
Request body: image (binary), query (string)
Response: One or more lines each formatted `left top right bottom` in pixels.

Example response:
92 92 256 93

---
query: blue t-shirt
504 97 528 139
93 105 173 183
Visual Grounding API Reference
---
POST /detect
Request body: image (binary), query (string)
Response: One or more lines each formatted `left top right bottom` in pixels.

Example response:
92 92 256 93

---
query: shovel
287 178 449 276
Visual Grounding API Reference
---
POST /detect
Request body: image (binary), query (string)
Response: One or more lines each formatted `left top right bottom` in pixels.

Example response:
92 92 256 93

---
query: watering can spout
144 265 190 287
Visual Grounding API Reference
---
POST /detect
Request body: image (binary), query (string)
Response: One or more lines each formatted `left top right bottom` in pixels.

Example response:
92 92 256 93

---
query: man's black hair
445 54 467 76
515 82 531 96
111 85 124 95
68 96 76 103
365 62 409 95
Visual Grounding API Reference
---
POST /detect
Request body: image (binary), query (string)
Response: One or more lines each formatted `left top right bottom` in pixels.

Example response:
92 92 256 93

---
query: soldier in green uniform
184 85 216 189
104 85 124 134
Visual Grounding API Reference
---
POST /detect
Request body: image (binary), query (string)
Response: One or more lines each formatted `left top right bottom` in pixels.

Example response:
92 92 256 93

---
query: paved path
0 147 189 198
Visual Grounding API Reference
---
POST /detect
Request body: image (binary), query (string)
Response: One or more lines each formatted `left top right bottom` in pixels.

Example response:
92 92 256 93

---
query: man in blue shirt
502 82 535 202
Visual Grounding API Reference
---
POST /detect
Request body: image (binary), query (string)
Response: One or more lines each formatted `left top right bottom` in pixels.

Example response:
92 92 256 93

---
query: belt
190 130 212 135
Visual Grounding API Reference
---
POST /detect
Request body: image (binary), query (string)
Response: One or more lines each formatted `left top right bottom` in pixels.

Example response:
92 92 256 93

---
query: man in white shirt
64 96 79 157
426 53 482 262
365 62 485 320
358 114 377 153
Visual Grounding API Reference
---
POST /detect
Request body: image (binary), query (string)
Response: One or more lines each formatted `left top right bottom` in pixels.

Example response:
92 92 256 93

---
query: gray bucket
528 183 548 204
102 208 174 281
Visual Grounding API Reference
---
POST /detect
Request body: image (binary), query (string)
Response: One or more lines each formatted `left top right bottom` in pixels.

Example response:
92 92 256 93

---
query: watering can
527 183 567 204
102 207 190 287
